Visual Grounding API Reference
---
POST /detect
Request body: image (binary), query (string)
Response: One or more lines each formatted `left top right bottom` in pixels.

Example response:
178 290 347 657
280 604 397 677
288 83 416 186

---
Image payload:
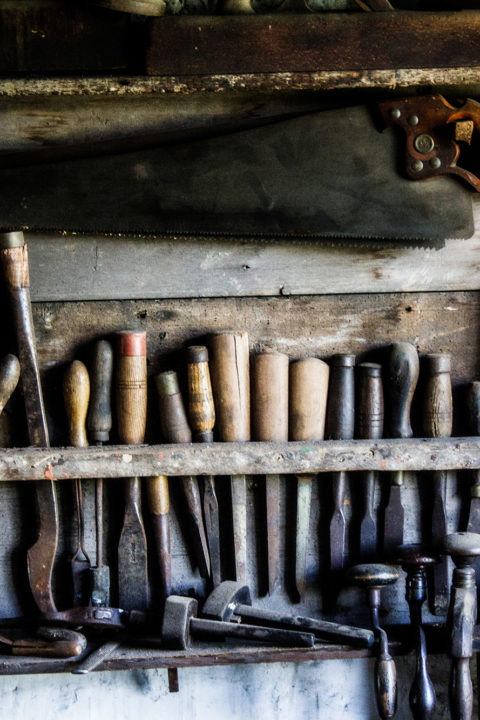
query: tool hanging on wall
289 357 329 599
464 383 480 536
252 351 289 595
0 230 59 616
209 332 250 585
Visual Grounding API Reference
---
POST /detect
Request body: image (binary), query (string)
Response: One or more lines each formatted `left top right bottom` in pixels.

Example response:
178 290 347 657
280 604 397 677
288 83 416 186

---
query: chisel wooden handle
209 332 250 584
63 361 90 449
289 358 329 598
0 354 20 416
252 351 289 594
87 339 113 444
186 346 219 585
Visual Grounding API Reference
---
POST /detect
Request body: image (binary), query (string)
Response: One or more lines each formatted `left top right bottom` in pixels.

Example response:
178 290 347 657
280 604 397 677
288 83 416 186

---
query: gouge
356 363 384 562
209 332 250 585
63 360 92 607
289 358 329 598
326 354 355 575
422 353 452 616
87 339 113 607
116 330 149 611
252 351 289 595
0 231 59 615
384 342 419 555
465 382 480 535
186 346 220 586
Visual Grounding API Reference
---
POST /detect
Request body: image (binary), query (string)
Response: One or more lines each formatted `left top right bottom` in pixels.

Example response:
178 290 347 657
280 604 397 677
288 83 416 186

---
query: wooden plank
0 438 478 480
146 12 480 76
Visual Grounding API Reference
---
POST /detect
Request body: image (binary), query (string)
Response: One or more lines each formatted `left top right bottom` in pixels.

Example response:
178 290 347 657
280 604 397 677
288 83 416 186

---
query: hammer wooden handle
63 361 90 448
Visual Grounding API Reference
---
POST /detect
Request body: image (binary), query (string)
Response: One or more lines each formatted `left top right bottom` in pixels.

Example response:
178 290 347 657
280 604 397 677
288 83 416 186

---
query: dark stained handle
116 331 147 445
387 342 419 439
87 339 113 444
326 354 355 440
63 360 90 449
375 653 397 720
155 370 192 443
356 363 384 440
209 332 250 442
422 354 452 438
252 351 289 442
186 345 215 442
0 354 20 416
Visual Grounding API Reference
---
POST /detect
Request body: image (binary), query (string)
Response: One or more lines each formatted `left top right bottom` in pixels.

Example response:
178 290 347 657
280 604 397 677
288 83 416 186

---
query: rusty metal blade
118 477 149 611
383 472 404 556
181 476 210 581
266 473 281 595
330 471 347 573
231 474 247 584
431 470 449 615
295 474 312 598
203 475 221 587
359 471 377 561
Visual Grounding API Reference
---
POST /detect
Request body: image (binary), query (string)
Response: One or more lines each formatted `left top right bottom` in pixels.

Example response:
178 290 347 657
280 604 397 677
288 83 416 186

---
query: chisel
155 369 211 589
384 342 419 556
326 354 355 575
186 346 220 586
209 332 250 585
289 358 329 599
63 360 92 606
465 382 480 534
252 351 289 595
116 330 149 610
87 339 113 607
356 362 384 562
0 231 59 615
422 353 452 616
0 354 20 415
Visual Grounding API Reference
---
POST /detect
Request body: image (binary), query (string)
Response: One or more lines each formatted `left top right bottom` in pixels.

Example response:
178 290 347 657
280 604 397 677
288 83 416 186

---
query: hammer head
201 581 252 622
162 596 198 650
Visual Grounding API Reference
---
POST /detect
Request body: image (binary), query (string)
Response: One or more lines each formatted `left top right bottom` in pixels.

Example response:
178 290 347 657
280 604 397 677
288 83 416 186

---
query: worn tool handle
326 354 355 440
356 363 384 440
156 370 192 443
63 360 90 448
0 354 20 416
209 332 250 442
252 351 289 442
289 358 329 441
186 345 215 442
87 339 113 444
146 475 171 597
466 381 480 436
422 354 452 438
387 342 419 439
116 331 147 445
12 640 84 658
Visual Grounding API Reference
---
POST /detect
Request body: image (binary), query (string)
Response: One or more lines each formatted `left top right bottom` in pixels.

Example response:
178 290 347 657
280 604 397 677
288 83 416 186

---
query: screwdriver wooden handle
87 339 113 444
289 358 329 442
252 352 289 442
63 360 90 448
209 332 250 442
422 354 452 438
356 363 384 441
0 354 20 416
387 342 419 439
116 331 147 445
186 345 215 442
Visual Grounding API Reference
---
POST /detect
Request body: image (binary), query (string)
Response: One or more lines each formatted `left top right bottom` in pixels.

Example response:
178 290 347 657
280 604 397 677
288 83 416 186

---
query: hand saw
0 103 473 245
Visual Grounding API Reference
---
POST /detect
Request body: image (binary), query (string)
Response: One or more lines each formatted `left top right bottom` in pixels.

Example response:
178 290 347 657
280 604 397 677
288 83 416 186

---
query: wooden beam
0 438 478 481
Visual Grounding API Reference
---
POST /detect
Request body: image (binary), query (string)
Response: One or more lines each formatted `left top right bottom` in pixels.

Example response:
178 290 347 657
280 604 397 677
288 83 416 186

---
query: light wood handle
209 332 250 442
63 360 90 448
186 345 215 442
252 351 289 441
422 353 452 438
116 331 147 445
147 475 170 515
289 358 329 441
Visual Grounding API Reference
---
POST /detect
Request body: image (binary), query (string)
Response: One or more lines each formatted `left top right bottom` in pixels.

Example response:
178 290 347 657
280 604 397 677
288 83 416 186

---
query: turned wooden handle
252 351 289 442
289 358 329 441
116 331 147 445
387 342 419 439
209 332 250 442
356 362 384 440
155 370 192 443
87 339 113 444
0 354 20 416
326 354 355 441
63 360 90 448
422 353 452 439
146 475 170 515
186 345 215 442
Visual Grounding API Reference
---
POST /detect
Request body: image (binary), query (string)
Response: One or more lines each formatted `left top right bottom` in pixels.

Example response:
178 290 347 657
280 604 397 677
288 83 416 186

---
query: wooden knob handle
387 342 419 439
466 381 480 436
422 353 452 438
289 358 329 441
116 331 147 445
0 354 20 415
356 362 383 440
252 351 289 442
326 354 355 440
87 339 113 444
209 332 250 442
346 563 399 588
394 543 438 569
63 360 90 448
155 370 192 443
186 345 215 442
443 532 480 561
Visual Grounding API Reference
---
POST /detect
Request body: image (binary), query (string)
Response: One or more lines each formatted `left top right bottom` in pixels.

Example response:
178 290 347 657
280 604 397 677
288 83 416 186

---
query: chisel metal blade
266 473 281 595
118 477 149 611
383 475 404 556
330 471 347 573
295 474 312 598
359 472 377 562
181 475 211 581
431 470 449 615
203 475 221 587
231 474 247 585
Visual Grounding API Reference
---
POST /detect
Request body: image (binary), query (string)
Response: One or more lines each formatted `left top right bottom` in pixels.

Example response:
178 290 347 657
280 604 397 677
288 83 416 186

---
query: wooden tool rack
1 7 480 677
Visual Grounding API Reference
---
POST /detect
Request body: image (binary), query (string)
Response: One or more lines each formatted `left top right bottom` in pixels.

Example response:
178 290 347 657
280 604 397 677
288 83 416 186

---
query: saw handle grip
289 358 329 441
63 360 90 448
116 331 147 445
0 354 20 416
422 354 452 439
356 363 384 440
186 346 215 442
326 354 355 440
209 332 250 442
252 351 289 442
387 343 419 439
87 339 113 444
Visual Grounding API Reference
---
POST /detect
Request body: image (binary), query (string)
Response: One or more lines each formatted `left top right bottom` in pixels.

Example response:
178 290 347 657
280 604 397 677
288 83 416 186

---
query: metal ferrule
453 567 475 590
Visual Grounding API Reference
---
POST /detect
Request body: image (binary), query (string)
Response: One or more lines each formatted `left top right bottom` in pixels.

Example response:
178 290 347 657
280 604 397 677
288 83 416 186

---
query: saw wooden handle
289 358 329 441
63 360 90 449
209 332 250 442
422 353 452 438
186 345 215 442
116 331 147 445
252 351 289 442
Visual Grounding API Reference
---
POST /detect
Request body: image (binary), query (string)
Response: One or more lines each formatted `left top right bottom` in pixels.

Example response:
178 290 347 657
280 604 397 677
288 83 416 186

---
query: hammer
201 580 374 648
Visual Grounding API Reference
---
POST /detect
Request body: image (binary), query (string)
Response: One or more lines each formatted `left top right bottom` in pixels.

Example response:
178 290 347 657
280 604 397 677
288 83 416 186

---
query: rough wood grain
146 12 480 76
